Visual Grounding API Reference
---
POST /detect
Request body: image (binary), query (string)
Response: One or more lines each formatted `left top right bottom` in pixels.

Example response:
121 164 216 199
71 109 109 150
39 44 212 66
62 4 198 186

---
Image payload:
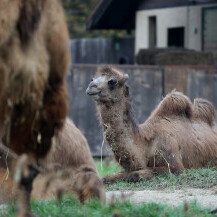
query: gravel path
106 188 217 208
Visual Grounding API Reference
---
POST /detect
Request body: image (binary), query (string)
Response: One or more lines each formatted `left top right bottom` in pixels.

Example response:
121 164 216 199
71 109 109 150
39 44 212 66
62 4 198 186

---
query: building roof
86 0 217 30
86 0 139 30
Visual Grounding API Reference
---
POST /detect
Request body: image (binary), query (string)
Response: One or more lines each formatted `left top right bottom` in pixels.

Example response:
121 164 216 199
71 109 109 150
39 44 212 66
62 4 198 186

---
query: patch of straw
154 149 172 174
1 148 10 184
101 123 109 170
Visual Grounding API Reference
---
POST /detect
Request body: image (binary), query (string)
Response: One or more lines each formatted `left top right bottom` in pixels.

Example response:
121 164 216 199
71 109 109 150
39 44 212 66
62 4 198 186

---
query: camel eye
108 79 117 89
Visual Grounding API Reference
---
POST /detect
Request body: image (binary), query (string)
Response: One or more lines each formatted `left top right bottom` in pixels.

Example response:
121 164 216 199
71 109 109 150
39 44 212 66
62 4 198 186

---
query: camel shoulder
193 98 216 126
153 90 193 119
140 118 159 141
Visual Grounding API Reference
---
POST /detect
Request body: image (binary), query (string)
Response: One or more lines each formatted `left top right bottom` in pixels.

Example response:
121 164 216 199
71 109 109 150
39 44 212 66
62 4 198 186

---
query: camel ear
124 74 129 82
17 0 44 45
119 74 129 86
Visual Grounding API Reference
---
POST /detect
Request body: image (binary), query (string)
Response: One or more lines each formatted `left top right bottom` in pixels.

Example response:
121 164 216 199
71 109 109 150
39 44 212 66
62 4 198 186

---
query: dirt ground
106 188 217 208
0 188 216 211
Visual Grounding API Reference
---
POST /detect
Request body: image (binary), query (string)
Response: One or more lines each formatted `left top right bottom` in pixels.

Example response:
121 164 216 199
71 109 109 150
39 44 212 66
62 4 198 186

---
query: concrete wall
67 64 217 156
135 4 217 54
164 66 217 103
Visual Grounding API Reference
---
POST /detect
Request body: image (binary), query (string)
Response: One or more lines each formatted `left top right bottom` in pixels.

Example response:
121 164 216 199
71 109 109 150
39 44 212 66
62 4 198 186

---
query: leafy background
62 0 127 38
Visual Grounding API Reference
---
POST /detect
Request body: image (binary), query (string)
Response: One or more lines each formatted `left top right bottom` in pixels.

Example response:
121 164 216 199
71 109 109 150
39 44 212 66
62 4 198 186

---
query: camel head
86 66 129 103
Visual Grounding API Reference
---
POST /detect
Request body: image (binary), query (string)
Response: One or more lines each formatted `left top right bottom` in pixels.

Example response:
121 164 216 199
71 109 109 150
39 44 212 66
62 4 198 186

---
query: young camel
86 66 217 183
0 118 105 205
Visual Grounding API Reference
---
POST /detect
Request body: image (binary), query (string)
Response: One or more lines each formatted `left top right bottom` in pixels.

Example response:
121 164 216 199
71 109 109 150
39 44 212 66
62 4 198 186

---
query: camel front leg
126 168 154 182
104 164 184 184
126 164 184 183
102 166 159 184
103 155 185 184
102 168 168 184
102 169 153 184
103 171 127 184
14 155 39 217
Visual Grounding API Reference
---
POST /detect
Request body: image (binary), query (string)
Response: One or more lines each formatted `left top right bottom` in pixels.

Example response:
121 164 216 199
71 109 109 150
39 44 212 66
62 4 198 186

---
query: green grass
96 158 123 178
1 196 215 217
1 159 216 216
96 159 217 191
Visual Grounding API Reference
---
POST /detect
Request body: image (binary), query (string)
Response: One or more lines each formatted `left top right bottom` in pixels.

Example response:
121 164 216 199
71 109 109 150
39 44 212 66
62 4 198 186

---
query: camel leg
125 169 154 182
126 164 184 183
14 155 38 217
104 163 185 184
103 156 185 184
103 171 127 184
102 169 153 184
126 153 185 182
102 167 172 184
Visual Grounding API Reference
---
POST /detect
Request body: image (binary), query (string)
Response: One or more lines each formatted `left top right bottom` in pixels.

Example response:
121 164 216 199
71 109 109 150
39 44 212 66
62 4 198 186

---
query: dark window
149 16 157 48
119 56 129 64
167 27 185 47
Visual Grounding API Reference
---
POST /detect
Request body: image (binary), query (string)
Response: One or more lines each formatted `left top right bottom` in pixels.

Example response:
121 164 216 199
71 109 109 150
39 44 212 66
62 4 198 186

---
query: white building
135 1 217 58
87 0 217 64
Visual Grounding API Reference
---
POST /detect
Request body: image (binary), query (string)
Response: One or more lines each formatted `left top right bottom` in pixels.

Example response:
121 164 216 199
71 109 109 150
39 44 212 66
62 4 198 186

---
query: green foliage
1 196 214 217
62 0 127 38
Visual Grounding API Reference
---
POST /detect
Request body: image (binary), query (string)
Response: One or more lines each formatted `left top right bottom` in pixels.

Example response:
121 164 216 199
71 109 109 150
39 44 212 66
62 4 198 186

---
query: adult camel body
0 0 70 215
86 66 217 183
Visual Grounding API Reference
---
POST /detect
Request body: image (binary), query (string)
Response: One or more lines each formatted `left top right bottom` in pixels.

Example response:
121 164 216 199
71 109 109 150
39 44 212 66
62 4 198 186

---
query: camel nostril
90 83 97 88
86 85 101 96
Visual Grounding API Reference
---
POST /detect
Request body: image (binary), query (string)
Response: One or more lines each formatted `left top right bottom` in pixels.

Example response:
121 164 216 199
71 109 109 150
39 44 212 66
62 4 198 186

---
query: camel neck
97 99 141 171
99 99 138 132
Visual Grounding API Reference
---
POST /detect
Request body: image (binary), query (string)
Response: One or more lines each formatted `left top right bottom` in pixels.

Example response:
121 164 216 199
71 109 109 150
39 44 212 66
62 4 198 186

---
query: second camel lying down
0 118 105 204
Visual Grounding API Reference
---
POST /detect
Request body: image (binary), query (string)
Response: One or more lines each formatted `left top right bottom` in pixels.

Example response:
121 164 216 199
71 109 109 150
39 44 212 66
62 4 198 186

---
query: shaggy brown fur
0 0 69 157
42 118 97 171
0 0 70 215
33 118 105 203
86 66 217 183
0 118 105 204
193 98 217 126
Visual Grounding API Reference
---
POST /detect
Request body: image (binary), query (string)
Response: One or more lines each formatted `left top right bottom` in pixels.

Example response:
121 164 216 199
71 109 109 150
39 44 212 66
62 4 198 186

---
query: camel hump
193 98 216 126
155 90 193 119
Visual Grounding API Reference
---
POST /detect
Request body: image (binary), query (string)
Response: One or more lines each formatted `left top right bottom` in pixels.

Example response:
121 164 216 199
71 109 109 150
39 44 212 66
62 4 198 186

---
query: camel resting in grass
0 118 105 204
86 65 217 183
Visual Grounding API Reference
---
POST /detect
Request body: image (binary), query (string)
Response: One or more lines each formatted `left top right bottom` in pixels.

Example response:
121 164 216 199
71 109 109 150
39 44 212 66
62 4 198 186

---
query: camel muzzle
86 86 101 96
